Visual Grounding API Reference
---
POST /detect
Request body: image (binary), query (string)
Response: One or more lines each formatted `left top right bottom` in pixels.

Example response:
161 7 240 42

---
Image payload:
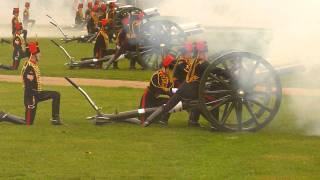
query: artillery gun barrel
274 64 305 76
105 108 158 121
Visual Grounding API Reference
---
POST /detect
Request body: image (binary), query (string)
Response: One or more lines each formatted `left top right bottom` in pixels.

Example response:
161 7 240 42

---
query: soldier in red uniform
23 2 36 28
21 42 62 125
143 41 210 127
139 54 176 125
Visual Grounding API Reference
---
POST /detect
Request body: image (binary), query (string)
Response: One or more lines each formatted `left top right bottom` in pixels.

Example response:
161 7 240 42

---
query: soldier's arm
23 66 37 96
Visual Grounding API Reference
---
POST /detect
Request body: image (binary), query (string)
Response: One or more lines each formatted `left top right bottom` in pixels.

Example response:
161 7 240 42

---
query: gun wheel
140 20 186 70
199 52 282 132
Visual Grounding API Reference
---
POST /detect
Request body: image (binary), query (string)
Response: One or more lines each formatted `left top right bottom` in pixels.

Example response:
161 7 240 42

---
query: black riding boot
188 110 201 127
51 114 62 125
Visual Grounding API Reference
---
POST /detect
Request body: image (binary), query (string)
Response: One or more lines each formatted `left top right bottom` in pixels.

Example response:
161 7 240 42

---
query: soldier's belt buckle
28 105 35 109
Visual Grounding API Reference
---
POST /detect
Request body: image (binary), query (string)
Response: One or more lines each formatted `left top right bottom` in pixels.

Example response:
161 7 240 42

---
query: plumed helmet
180 42 194 54
162 54 176 68
137 12 144 20
195 41 208 52
78 3 84 9
94 0 100 6
109 2 116 8
13 8 19 15
101 3 107 11
27 42 40 55
92 5 99 12
88 2 93 8
25 2 30 8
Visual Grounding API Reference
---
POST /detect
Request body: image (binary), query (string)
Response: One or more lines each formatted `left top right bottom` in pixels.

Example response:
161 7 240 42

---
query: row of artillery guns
48 3 204 70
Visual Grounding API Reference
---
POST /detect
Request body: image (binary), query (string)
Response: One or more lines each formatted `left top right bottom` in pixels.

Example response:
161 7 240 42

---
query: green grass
1 82 320 179
0 38 154 81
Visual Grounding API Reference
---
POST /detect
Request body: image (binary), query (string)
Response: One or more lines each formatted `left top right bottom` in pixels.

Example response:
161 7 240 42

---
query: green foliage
0 82 320 179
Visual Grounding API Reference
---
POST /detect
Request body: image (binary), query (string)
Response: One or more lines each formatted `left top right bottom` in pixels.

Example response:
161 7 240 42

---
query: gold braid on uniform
21 56 42 91
96 30 109 48
151 70 173 92
186 58 200 83
15 34 25 50
92 14 99 25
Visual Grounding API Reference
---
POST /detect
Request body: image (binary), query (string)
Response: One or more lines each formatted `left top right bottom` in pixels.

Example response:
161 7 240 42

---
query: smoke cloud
155 0 320 135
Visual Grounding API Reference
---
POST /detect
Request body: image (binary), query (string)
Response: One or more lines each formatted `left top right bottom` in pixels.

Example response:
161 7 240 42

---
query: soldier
139 54 176 125
0 22 26 70
85 1 93 22
143 41 210 127
21 42 62 125
93 18 113 68
87 5 99 35
106 12 145 70
173 42 194 87
23 2 36 28
12 8 27 41
75 3 85 27
106 2 117 43
99 3 107 20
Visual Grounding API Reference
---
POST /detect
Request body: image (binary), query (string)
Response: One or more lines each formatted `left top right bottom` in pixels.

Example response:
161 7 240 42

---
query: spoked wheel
198 51 282 132
139 20 186 70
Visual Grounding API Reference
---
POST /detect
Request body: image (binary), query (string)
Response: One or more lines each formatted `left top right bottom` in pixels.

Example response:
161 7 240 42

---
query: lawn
0 82 319 179
0 38 154 81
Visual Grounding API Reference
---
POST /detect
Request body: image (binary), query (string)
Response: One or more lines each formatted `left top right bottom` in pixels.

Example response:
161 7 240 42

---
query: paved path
1 75 320 96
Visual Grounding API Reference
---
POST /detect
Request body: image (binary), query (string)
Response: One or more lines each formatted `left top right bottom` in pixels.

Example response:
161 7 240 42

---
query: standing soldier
143 41 210 127
99 3 107 20
139 54 176 125
23 2 36 28
12 8 27 41
75 3 85 27
21 42 62 125
0 22 26 70
106 2 117 43
93 18 112 68
85 1 93 22
87 5 99 35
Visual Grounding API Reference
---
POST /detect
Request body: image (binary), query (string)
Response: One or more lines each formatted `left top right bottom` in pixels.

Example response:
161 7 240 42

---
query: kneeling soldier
139 54 176 125
21 42 62 125
143 41 209 127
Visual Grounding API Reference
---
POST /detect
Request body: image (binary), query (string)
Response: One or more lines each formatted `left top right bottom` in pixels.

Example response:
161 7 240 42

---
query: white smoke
156 0 320 134
0 0 76 25
157 0 320 65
